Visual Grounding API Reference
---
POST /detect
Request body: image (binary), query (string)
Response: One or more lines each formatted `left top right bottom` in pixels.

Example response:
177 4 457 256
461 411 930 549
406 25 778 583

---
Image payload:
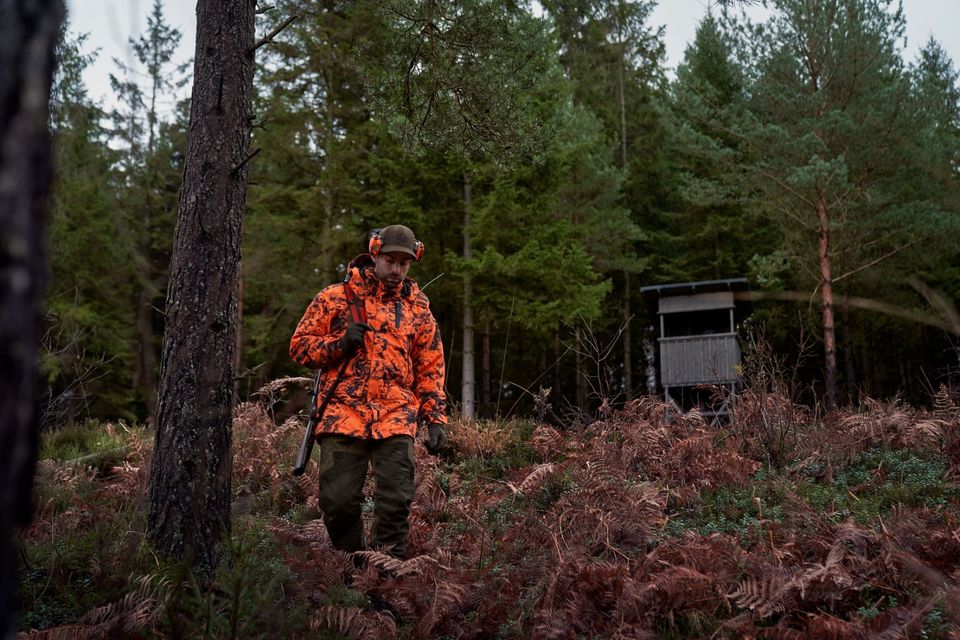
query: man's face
374 251 413 288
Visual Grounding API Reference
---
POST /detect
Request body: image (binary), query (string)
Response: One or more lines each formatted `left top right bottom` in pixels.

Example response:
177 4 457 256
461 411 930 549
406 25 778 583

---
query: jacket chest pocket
373 302 415 350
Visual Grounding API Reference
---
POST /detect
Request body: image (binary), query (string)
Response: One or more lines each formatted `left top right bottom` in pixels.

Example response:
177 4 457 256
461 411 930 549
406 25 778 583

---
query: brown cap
378 224 420 258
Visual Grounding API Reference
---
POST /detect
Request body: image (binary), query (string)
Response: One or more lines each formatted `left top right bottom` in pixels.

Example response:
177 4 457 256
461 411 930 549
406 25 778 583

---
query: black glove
340 322 372 355
426 423 447 455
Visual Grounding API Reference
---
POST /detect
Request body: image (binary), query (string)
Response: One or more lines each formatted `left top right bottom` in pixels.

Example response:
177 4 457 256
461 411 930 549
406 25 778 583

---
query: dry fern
20 576 158 639
730 569 800 620
934 384 957 418
518 463 557 494
415 580 470 638
353 550 450 577
310 605 397 640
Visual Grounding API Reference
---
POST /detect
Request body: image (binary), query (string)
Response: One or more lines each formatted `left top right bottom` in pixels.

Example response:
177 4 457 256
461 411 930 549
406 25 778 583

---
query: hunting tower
640 278 750 424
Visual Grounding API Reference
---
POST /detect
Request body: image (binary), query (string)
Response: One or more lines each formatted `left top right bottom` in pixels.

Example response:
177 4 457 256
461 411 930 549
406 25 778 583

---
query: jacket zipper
394 301 401 328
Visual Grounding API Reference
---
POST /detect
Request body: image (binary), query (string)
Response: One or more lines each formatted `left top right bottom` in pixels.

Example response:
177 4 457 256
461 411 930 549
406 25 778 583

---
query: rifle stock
292 369 322 476
292 280 366 476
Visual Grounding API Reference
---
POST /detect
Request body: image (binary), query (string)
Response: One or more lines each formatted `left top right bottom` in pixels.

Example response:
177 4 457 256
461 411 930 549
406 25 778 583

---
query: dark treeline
46 0 960 426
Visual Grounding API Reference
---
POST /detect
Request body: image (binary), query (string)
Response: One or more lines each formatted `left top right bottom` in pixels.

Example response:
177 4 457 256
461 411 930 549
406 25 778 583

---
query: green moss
40 420 136 461
664 448 960 541
663 471 785 541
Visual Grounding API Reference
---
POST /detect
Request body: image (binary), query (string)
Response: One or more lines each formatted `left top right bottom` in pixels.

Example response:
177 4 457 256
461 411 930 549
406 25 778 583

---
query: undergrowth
16 381 960 638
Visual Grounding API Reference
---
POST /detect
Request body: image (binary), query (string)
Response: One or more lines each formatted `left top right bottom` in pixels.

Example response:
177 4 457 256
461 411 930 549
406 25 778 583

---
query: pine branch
249 15 298 54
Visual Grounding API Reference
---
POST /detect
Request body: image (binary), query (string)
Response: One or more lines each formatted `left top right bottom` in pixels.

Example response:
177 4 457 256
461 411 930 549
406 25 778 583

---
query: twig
230 147 261 175
249 15 298 54
495 298 515 418
420 272 445 290
832 238 920 284
504 343 574 420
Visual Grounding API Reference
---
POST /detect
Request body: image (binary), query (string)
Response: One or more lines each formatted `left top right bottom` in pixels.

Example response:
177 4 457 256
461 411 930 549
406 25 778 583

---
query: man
289 224 447 559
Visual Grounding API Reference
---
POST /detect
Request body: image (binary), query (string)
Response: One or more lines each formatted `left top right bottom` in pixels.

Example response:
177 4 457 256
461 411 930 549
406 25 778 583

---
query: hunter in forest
289 224 448 559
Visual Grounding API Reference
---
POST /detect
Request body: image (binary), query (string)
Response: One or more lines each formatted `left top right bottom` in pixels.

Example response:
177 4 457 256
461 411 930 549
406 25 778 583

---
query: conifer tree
668 12 776 281
148 0 256 579
109 0 187 419
368 0 557 418
911 38 960 201
739 0 957 407
244 1 411 381
45 28 135 422
542 0 666 401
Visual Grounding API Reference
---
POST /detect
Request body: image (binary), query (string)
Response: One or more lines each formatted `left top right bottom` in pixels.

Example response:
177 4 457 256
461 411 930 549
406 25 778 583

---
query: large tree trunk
817 188 838 410
0 0 63 635
148 0 256 580
461 171 476 419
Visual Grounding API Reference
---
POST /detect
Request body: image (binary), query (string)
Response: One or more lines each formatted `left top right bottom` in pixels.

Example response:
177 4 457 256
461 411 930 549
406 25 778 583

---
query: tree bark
817 188 838 410
0 0 63 635
147 0 256 580
461 171 476 419
553 330 562 410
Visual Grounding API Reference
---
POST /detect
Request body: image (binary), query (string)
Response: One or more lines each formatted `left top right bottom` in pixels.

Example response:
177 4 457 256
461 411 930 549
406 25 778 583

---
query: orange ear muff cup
368 230 383 256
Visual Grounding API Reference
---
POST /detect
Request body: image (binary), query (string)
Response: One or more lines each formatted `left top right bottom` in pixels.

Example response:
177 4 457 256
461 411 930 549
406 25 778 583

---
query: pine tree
366 0 558 418
45 27 136 423
542 0 666 401
244 1 408 382
107 0 188 420
911 38 960 202
739 0 958 407
148 0 256 579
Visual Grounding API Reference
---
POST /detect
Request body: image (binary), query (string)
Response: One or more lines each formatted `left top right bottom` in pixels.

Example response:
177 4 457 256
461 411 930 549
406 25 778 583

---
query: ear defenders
368 227 425 262
368 228 383 256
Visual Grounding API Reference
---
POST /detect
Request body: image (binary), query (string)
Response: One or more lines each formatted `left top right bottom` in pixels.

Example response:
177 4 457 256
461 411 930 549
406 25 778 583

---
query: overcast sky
66 0 960 113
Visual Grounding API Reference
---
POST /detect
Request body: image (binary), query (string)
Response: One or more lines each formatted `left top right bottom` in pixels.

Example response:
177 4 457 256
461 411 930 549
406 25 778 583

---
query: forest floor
15 380 960 639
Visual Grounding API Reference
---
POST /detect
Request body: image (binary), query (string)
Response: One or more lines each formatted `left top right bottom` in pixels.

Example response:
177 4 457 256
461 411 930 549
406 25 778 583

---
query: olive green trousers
316 434 415 558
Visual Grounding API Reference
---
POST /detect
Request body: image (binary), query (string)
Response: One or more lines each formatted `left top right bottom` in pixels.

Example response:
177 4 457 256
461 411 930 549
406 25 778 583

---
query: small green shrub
152 520 308 639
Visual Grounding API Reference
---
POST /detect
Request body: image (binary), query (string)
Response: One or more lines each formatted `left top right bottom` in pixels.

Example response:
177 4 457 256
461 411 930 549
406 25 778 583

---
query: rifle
292 281 366 476
292 358 350 476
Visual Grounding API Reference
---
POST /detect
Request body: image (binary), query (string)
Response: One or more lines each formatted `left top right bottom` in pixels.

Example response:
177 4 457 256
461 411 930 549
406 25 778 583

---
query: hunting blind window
640 278 751 425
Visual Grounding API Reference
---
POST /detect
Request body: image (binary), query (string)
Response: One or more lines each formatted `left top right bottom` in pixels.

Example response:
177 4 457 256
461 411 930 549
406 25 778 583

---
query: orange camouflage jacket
289 254 447 439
